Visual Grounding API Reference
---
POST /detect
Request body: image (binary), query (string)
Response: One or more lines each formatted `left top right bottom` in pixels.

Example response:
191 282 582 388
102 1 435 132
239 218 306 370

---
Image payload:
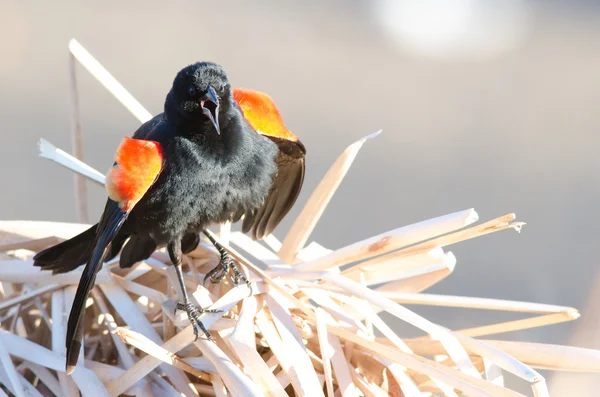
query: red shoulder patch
105 137 163 211
233 88 297 141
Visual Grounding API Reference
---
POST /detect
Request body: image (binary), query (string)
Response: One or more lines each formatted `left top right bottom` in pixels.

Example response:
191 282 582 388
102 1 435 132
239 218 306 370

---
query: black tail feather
65 201 127 374
33 225 98 274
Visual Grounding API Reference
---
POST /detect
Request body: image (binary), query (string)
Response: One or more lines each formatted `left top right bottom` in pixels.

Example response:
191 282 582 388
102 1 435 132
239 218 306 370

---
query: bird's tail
33 225 98 274
65 204 127 374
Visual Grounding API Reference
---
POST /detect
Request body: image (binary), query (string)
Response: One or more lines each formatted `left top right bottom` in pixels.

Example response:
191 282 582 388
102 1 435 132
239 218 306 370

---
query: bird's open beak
201 86 220 134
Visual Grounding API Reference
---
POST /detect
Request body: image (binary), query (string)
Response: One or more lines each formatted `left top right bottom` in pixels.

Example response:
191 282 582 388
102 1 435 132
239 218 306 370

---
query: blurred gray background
1 0 599 393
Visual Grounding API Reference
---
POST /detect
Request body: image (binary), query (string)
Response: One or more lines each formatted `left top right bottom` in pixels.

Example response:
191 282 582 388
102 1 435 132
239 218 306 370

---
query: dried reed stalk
0 38 595 397
68 51 88 224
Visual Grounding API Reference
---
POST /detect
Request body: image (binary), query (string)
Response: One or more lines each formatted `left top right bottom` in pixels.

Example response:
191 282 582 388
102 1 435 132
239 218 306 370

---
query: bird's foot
203 253 251 289
226 257 253 297
204 255 230 285
174 301 221 341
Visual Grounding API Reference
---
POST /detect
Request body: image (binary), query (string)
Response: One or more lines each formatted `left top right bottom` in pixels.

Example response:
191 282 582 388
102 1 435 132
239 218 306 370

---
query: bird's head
165 62 232 134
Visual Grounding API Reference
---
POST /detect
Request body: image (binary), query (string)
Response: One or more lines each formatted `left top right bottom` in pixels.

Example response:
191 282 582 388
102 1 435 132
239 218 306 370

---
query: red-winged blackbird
33 62 306 374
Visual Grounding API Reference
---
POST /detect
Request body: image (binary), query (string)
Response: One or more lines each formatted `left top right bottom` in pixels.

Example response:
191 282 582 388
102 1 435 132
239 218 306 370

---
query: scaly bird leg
169 240 220 341
202 229 251 288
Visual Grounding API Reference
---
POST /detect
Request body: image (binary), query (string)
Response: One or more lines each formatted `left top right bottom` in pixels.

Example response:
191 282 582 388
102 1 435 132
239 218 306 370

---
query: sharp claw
194 318 212 341
204 263 227 286
204 265 218 283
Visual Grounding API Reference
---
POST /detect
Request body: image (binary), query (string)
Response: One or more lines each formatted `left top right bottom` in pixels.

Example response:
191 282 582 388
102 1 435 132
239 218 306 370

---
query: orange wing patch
105 137 163 211
233 88 297 141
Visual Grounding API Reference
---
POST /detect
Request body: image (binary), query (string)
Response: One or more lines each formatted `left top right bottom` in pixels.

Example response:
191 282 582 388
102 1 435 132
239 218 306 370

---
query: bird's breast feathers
105 137 164 211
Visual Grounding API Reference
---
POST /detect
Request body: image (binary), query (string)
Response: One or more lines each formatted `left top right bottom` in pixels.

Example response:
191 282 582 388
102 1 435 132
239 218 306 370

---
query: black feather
119 235 157 268
241 136 306 240
65 201 127 374
181 233 200 254
104 231 129 262
33 225 97 274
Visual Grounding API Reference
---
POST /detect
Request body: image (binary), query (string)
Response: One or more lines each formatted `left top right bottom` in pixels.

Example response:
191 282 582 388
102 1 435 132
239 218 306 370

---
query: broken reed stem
379 292 576 314
278 130 381 263
68 52 88 224
114 327 212 382
294 208 480 273
455 312 580 338
68 39 152 124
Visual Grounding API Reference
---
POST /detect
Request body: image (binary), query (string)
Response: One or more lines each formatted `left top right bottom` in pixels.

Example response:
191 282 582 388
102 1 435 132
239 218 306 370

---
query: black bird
33 62 306 374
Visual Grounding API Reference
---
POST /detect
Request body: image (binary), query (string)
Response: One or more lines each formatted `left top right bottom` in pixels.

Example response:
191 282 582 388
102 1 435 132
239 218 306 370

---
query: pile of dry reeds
0 39 598 397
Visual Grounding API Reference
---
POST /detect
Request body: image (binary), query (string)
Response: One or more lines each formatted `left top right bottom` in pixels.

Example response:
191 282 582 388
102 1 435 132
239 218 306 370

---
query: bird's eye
187 86 197 97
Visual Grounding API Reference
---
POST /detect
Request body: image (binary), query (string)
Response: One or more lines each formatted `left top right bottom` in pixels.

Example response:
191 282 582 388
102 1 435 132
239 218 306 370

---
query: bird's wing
33 115 167 274
132 113 163 140
233 88 306 240
65 137 163 374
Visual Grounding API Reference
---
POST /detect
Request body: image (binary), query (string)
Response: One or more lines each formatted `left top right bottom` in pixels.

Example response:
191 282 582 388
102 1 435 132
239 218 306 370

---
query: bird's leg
169 240 220 341
202 229 250 287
